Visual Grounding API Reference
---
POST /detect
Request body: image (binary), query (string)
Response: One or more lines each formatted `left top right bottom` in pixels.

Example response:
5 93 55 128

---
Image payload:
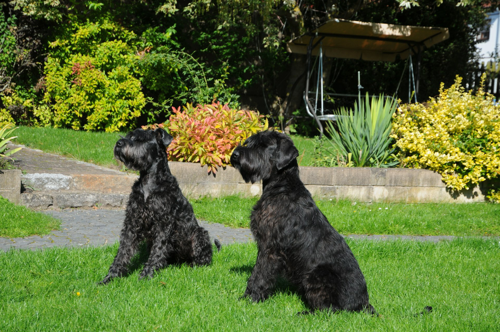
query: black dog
230 130 375 314
100 128 220 284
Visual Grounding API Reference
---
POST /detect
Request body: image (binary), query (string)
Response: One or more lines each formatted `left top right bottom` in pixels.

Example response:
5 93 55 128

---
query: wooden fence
465 62 500 100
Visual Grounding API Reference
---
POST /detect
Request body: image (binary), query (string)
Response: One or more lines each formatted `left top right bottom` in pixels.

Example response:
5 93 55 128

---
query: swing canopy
286 19 449 62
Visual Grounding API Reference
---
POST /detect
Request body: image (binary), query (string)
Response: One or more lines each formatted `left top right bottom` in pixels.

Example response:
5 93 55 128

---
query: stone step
22 173 137 193
21 191 129 209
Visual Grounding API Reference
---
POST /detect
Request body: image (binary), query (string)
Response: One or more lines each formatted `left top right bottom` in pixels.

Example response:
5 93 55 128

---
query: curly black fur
99 128 220 284
230 130 376 315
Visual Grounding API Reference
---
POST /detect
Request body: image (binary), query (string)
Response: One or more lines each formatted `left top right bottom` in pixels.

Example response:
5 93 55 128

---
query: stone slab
22 192 129 209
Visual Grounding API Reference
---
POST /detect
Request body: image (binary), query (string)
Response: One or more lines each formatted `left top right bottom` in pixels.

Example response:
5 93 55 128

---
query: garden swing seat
287 19 449 137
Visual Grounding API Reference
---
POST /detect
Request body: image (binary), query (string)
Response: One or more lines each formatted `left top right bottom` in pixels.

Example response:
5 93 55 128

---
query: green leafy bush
313 94 398 168
41 20 146 132
137 26 240 122
391 75 500 201
147 102 268 174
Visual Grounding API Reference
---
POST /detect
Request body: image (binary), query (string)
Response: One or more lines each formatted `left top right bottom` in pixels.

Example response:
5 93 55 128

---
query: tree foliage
2 0 498 130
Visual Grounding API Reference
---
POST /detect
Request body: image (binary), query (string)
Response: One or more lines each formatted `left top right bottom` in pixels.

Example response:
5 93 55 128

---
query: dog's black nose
116 140 124 148
230 149 240 167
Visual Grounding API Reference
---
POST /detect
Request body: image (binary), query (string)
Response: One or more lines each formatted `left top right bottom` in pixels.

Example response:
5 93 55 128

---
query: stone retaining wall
169 162 489 203
12 162 494 206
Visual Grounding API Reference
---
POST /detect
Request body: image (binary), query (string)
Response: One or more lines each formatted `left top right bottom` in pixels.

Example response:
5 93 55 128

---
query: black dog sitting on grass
230 130 376 314
100 128 220 284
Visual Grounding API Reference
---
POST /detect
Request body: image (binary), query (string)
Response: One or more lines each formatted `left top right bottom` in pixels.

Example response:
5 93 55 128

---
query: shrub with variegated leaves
158 102 268 174
391 74 500 202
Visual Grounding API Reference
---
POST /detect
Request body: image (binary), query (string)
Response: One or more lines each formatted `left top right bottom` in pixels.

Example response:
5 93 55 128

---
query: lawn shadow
229 264 304 302
127 241 152 272
274 276 301 299
229 264 253 276
127 240 203 274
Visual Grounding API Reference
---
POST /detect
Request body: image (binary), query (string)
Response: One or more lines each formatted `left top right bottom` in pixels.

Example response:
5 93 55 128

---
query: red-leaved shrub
145 102 268 174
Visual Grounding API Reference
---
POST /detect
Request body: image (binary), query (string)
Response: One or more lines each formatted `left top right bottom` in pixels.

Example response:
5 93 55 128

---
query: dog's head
230 130 299 183
114 128 173 171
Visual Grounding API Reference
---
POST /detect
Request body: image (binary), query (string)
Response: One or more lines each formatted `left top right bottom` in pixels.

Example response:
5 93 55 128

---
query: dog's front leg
139 223 173 279
99 223 141 284
243 250 282 302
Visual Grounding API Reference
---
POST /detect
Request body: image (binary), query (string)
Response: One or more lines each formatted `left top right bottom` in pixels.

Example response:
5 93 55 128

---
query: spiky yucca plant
0 124 22 169
316 93 398 168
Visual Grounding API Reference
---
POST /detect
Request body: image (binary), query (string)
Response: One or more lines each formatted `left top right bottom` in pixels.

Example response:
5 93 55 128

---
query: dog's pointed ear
155 128 173 147
275 136 299 170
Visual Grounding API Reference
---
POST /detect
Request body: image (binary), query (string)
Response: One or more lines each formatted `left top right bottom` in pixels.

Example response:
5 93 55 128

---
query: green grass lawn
192 196 500 236
0 197 60 238
1 239 498 331
14 126 124 169
290 135 316 166
12 126 318 168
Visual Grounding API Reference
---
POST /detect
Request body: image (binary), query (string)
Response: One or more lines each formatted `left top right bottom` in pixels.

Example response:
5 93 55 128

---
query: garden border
169 162 493 203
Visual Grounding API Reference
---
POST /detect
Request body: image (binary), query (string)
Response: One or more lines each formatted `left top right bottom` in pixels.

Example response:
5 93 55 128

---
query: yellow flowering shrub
487 190 500 203
391 75 500 201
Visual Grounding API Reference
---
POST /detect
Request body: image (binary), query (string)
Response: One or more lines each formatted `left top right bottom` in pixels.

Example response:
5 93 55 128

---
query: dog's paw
139 268 154 280
297 310 314 316
415 306 433 316
238 291 257 301
98 275 112 285
241 290 268 303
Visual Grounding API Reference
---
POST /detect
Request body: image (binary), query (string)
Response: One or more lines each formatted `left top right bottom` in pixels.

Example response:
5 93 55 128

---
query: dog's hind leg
302 264 372 314
301 264 342 312
191 227 213 266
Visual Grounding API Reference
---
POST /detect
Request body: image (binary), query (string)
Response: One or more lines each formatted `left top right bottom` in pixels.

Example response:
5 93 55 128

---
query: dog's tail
364 304 378 316
214 239 222 252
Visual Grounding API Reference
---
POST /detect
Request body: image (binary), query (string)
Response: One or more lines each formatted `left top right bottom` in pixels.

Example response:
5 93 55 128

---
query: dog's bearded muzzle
114 138 135 165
